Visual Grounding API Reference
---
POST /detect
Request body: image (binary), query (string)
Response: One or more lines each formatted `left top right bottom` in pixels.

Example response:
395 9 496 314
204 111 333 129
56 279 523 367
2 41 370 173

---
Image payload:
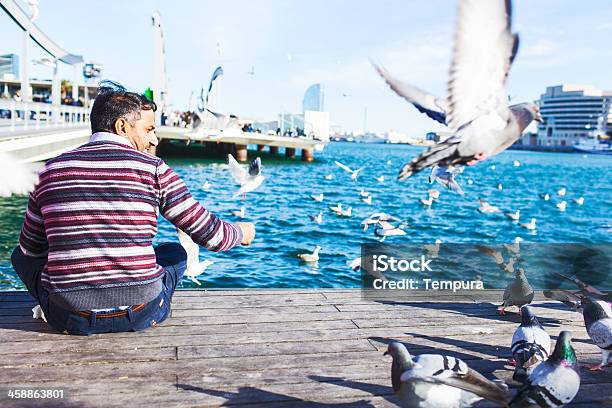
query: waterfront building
534 85 612 147
0 54 19 79
302 83 324 112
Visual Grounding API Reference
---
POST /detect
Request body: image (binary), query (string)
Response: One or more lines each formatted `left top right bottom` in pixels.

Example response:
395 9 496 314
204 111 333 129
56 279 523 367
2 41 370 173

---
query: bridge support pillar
285 147 296 159
301 148 314 162
269 146 278 155
257 144 265 152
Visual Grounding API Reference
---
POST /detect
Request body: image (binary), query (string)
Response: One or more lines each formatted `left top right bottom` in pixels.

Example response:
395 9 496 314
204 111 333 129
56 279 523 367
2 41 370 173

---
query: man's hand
236 222 255 246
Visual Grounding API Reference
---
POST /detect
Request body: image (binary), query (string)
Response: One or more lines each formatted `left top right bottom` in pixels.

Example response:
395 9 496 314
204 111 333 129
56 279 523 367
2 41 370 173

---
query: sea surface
0 142 610 290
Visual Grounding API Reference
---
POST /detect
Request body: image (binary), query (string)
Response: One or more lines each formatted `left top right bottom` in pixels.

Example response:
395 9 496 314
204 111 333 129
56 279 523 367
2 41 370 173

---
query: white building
535 85 612 147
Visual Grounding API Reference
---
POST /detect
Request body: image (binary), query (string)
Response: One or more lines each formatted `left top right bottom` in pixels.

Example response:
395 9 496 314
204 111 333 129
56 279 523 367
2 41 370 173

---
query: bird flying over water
374 0 542 180
228 154 265 199
177 228 215 285
429 165 464 194
334 161 364 180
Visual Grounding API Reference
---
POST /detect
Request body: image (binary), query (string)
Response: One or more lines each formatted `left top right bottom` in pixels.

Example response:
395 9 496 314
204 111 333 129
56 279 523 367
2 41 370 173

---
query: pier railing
0 100 90 131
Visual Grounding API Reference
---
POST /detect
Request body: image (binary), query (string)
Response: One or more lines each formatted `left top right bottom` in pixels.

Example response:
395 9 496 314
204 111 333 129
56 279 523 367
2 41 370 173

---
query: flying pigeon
543 289 583 313
429 165 465 194
511 306 551 382
374 0 542 180
501 268 534 315
580 297 612 371
510 331 580 408
477 244 519 274
227 154 265 199
0 152 39 197
384 342 508 407
176 228 215 285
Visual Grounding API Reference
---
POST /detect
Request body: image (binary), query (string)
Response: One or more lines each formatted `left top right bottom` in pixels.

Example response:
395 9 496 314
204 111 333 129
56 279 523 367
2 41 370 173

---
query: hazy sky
2 0 612 135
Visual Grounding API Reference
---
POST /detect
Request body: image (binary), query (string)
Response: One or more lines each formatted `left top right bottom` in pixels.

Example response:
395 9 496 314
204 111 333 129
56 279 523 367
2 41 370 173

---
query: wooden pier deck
0 289 610 407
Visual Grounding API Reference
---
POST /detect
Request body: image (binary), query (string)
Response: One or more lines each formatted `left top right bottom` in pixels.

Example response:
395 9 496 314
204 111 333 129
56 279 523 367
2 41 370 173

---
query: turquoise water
0 142 610 290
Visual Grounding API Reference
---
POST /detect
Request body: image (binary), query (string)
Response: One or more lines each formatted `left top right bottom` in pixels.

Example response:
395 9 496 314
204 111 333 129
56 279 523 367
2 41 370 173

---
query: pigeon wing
446 0 516 133
373 63 448 125
228 154 248 185
431 367 508 406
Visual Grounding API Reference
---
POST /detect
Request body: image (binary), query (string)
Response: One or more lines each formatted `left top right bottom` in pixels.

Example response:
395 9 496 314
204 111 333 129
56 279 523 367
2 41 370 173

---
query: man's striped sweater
19 132 242 311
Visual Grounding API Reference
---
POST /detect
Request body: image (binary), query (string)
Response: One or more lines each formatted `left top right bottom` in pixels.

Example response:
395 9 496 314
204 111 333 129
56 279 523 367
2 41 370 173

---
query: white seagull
573 197 584 205
308 212 323 224
556 201 567 212
505 209 520 221
177 229 215 285
227 154 265 199
201 180 211 190
478 199 502 214
557 187 566 197
297 246 321 263
324 174 334 180
375 175 385 183
231 206 246 218
334 161 364 180
362 195 373 205
521 218 537 231
311 193 324 202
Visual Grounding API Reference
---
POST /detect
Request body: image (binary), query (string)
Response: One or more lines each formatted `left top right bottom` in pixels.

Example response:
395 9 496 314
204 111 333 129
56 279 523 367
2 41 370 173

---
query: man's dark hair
90 80 157 134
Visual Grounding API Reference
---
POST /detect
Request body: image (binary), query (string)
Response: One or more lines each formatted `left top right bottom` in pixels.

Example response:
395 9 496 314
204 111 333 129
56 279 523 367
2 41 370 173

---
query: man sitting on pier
11 81 255 335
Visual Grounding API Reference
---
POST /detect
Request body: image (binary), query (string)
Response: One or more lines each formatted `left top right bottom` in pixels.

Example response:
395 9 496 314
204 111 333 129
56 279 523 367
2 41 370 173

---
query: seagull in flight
374 0 543 179
227 154 265 199
334 161 364 181
177 228 215 285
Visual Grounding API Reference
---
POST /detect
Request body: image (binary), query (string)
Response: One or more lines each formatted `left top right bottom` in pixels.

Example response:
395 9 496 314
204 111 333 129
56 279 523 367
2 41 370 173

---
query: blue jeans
11 243 187 335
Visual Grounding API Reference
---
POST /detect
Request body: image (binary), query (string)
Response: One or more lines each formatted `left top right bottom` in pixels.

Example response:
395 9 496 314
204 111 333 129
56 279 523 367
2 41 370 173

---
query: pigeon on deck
510 306 551 382
384 342 508 408
510 331 580 408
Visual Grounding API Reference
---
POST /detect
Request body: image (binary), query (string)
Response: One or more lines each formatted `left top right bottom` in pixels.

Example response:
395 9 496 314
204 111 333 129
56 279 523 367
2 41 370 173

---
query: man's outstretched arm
157 160 245 251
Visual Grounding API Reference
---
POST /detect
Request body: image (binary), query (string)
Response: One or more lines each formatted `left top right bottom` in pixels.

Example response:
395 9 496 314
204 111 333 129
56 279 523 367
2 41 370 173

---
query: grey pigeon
384 342 508 408
429 165 465 195
511 306 551 382
580 297 612 371
510 331 580 408
501 268 534 315
374 0 542 180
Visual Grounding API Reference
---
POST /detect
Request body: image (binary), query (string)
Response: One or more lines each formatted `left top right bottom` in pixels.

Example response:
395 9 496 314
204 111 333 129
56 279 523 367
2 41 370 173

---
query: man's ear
114 118 129 135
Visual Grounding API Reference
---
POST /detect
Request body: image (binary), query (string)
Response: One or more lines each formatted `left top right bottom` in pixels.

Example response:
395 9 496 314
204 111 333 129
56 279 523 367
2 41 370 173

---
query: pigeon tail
398 141 462 180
